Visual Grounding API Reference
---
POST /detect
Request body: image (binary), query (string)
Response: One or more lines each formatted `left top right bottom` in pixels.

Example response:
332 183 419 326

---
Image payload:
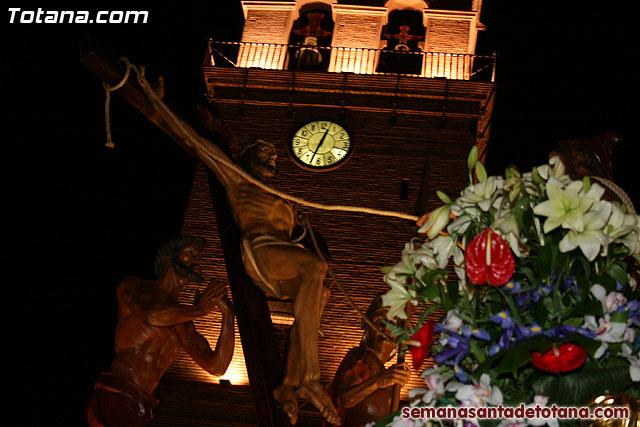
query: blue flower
488 320 542 356
544 323 595 339
561 276 578 294
514 273 559 309
463 325 491 341
504 280 522 294
622 299 640 327
433 324 489 383
491 311 513 329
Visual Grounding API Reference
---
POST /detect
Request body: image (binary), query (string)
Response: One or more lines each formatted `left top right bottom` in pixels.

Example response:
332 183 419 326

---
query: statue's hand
136 65 164 101
378 364 411 388
195 279 229 315
216 295 234 314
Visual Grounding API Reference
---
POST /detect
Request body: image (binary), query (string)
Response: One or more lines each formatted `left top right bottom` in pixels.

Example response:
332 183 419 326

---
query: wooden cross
81 46 291 427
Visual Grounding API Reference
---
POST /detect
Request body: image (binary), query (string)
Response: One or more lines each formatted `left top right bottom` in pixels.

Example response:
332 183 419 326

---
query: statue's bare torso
231 182 295 241
111 279 185 394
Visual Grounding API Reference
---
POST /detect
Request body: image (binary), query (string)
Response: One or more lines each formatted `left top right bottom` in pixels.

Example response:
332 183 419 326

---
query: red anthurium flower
465 228 515 286
410 321 435 369
531 343 587 374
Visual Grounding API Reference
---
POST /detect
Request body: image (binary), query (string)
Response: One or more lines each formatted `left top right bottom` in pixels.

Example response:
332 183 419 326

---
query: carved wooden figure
136 74 340 425
87 236 235 426
325 296 411 427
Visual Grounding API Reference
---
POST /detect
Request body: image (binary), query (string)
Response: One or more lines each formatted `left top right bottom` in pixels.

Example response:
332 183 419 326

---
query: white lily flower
533 180 595 233
492 213 530 257
521 171 542 198
457 176 504 212
448 212 473 235
419 204 452 239
431 235 461 269
558 200 611 261
536 156 570 185
414 244 438 272
455 373 503 408
382 277 416 320
385 251 417 283
616 214 640 259
603 203 635 238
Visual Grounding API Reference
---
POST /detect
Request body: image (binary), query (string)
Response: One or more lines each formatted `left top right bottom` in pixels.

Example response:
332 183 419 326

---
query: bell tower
153 1 496 425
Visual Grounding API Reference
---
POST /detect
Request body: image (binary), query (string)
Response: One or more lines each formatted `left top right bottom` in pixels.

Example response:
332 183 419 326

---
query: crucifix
83 46 341 426
81 47 292 426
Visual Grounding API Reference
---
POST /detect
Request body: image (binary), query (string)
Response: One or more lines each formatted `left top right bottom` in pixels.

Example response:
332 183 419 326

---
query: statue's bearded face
248 141 277 180
173 243 205 282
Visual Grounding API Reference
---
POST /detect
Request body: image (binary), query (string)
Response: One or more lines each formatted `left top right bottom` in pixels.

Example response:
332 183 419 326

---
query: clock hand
310 128 330 163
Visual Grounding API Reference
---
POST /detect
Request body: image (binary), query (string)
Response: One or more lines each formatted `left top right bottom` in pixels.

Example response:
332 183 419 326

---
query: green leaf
498 287 522 324
419 282 441 303
536 244 552 280
606 262 629 285
563 317 584 328
473 336 551 377
532 166 542 184
374 410 400 426
597 274 618 293
570 334 602 358
438 285 454 311
519 266 539 287
532 300 550 326
571 255 592 278
446 281 459 305
610 310 629 324
563 300 603 320
417 304 442 327
496 341 534 375
513 197 530 231
531 363 632 406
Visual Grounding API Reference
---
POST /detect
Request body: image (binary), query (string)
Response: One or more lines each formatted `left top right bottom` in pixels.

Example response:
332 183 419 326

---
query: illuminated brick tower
153 1 495 425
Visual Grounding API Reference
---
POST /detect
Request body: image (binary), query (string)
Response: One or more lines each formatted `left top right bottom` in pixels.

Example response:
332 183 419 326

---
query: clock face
290 120 353 170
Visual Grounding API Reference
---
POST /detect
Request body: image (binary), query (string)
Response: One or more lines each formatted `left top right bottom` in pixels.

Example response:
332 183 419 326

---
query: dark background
7 1 635 425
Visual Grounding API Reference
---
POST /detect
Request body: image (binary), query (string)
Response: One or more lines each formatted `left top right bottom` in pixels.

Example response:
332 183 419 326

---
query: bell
394 42 410 52
581 393 639 427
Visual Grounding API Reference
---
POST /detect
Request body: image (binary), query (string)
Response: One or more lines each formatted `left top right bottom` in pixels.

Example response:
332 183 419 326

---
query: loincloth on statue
87 372 159 427
241 234 305 299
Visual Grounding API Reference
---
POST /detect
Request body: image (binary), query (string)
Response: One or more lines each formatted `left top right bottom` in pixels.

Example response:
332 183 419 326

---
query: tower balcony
205 40 495 82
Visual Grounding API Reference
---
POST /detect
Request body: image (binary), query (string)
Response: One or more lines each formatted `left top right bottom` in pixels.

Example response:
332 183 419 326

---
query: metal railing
205 40 496 82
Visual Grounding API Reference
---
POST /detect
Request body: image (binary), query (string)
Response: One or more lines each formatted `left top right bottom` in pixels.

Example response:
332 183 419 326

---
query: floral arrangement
379 147 640 426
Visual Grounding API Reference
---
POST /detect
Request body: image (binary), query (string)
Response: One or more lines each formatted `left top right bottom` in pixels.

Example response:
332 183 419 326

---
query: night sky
7 2 635 425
